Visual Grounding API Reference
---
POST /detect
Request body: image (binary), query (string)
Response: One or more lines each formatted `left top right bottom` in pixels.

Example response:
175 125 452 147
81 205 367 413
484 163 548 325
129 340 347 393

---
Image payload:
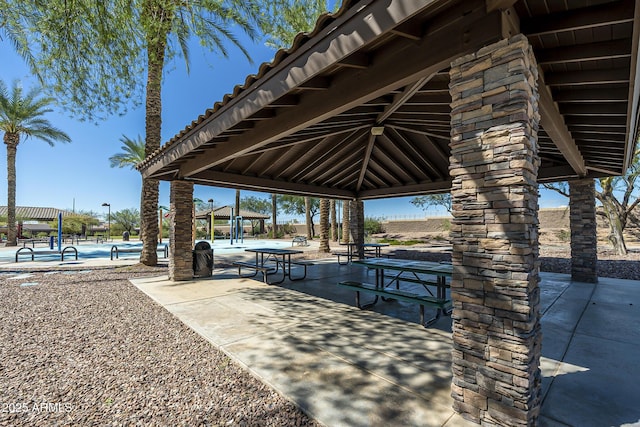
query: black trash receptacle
193 241 214 278
122 231 130 241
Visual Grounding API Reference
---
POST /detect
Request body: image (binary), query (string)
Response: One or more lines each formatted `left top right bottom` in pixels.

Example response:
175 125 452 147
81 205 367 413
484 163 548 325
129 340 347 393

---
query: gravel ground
1 245 637 426
0 265 320 427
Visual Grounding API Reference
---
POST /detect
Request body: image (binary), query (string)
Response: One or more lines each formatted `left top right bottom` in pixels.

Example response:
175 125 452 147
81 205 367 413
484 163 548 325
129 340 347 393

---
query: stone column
569 179 598 283
169 180 194 281
448 34 542 425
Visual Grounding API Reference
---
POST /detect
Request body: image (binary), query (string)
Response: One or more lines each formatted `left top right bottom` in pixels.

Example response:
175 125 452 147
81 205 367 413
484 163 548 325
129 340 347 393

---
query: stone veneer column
569 179 598 283
448 34 542 425
169 180 194 281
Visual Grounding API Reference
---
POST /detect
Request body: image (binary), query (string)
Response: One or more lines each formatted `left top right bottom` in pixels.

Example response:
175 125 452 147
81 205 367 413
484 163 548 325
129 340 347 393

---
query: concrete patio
131 257 640 427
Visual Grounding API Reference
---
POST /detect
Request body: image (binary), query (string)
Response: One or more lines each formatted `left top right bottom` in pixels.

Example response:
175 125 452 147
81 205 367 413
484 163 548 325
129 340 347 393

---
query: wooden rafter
538 70 588 177
174 9 503 178
357 133 377 192
376 75 434 123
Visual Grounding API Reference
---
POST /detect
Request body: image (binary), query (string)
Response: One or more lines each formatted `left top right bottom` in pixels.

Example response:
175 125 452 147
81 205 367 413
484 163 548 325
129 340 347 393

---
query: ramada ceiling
138 0 640 201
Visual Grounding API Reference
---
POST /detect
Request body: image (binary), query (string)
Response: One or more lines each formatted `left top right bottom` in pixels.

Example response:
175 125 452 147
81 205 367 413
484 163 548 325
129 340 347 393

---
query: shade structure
138 0 640 200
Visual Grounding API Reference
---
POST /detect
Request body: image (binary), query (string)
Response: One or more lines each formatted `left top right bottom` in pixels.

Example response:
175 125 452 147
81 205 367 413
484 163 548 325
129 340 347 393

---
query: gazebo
194 205 270 235
138 0 640 424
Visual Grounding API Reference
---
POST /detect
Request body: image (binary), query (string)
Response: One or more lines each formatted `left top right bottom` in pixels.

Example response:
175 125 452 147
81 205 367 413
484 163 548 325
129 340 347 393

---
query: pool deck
131 261 640 427
2 241 639 426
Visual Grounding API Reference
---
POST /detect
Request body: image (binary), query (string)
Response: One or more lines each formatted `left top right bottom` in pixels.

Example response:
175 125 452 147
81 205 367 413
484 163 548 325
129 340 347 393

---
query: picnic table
234 248 305 285
340 257 452 327
334 242 390 264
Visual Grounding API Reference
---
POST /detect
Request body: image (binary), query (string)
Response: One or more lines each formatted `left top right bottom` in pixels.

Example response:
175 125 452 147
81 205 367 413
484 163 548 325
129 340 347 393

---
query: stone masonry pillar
569 179 598 283
448 34 542 425
169 180 194 281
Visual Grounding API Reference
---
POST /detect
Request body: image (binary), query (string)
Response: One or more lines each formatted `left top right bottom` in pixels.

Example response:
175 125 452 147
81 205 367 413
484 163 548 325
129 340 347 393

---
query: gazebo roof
138 0 640 200
0 206 74 221
194 206 269 221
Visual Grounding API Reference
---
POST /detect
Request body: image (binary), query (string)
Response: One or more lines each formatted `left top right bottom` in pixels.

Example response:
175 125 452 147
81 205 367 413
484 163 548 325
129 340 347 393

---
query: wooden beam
521 0 635 37
337 52 369 69
357 133 377 192
376 75 434 123
538 69 588 176
545 68 630 87
190 170 355 199
357 180 452 199
537 39 632 65
624 0 640 170
299 76 331 90
486 0 517 12
386 128 445 180
554 88 629 103
290 129 368 181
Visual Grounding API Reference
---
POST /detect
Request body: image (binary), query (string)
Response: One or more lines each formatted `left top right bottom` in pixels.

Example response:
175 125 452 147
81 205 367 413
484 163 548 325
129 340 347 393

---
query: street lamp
208 198 214 242
102 203 111 241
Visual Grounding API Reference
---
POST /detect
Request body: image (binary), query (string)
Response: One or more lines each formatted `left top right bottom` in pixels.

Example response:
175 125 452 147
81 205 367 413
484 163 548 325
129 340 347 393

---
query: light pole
102 203 111 241
208 198 214 242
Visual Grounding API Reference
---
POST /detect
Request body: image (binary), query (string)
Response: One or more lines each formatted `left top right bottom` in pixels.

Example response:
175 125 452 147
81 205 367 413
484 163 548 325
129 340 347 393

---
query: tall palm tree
109 134 145 240
138 0 260 266
271 193 278 238
342 200 350 243
109 134 146 168
319 198 330 252
305 196 312 239
330 199 337 241
0 79 71 246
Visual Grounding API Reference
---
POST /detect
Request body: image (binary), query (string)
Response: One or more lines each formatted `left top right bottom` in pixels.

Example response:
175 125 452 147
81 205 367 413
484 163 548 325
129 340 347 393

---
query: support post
169 180 194 281
449 34 542 425
569 179 598 283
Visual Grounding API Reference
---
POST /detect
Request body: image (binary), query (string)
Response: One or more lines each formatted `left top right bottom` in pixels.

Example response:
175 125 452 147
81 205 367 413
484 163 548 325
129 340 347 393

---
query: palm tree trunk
319 199 330 252
330 200 337 242
140 31 166 266
305 196 312 239
271 194 277 238
342 200 350 243
4 133 19 246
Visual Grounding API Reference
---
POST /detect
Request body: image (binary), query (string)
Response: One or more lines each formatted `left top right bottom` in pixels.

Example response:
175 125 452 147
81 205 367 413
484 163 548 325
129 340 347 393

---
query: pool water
0 239 293 263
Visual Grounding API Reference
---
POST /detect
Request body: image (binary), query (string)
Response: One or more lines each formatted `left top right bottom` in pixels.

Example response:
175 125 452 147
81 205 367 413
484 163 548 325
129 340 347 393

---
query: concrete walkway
130 260 640 427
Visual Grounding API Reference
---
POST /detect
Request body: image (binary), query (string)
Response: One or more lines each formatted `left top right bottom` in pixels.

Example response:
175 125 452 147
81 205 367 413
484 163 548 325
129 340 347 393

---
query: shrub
364 217 384 235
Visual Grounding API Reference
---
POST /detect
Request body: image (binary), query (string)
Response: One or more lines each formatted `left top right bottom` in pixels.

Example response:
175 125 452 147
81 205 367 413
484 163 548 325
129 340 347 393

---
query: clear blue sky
0 31 568 222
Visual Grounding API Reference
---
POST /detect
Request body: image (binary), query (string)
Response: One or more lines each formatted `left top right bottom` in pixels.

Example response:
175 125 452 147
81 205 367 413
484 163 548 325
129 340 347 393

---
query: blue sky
0 31 568 222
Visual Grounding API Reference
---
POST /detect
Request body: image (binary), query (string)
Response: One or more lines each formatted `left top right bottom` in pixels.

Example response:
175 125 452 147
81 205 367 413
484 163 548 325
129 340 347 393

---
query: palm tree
109 134 145 240
138 1 261 266
305 196 312 238
271 194 278 238
319 198 330 252
109 134 146 168
0 79 71 246
342 200 350 243
330 199 337 241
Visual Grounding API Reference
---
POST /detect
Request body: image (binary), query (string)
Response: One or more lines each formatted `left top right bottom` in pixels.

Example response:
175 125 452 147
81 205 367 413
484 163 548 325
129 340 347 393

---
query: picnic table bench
110 245 169 260
15 246 78 262
337 280 450 327
18 238 51 248
233 261 272 283
292 236 309 246
340 258 453 327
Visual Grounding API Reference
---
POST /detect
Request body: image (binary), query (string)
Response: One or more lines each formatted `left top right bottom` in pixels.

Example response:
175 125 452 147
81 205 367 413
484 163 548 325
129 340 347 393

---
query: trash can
193 241 214 278
122 231 130 241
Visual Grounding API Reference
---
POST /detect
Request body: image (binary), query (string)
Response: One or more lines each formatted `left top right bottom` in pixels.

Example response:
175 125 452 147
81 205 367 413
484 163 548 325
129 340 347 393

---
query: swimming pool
0 239 294 263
